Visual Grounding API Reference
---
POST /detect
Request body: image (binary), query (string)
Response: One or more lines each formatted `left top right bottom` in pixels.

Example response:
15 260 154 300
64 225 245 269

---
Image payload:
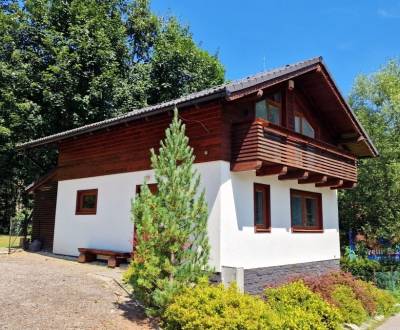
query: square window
76 189 98 215
290 189 322 232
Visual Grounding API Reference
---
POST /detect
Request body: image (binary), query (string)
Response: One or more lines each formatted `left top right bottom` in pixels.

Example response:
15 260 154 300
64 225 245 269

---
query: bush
331 285 368 324
264 281 343 330
357 281 398 316
341 256 380 282
163 281 282 330
376 271 400 291
304 272 377 315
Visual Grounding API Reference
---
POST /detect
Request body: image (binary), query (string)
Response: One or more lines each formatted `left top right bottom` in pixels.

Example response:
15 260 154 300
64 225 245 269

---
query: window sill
76 211 97 215
291 228 324 233
255 228 271 233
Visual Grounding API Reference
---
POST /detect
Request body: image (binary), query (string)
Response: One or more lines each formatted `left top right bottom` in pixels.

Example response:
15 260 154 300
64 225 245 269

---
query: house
19 57 377 293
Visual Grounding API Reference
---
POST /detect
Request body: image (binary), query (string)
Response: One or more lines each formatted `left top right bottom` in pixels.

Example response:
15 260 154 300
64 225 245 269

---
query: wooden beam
330 181 357 190
315 178 343 188
298 174 327 184
279 170 309 181
337 136 365 144
256 165 288 176
231 160 262 172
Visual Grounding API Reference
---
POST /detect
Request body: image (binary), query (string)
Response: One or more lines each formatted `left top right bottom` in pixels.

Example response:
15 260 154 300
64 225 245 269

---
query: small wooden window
290 189 323 232
76 189 98 215
254 183 271 232
135 183 158 195
255 92 282 125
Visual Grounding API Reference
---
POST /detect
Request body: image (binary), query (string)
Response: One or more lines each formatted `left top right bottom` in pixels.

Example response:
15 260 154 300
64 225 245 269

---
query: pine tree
125 108 210 316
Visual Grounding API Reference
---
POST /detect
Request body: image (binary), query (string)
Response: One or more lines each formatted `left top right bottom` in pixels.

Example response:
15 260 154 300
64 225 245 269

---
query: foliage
331 284 368 324
304 272 377 315
163 280 282 330
376 271 400 291
125 109 210 316
0 0 225 233
340 256 380 282
340 59 400 243
357 280 398 316
264 281 343 330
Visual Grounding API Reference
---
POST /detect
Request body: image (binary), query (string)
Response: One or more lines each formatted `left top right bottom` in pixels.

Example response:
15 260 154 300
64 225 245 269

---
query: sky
151 0 400 96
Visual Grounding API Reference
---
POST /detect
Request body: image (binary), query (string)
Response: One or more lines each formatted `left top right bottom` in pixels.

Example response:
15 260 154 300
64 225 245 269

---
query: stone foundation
243 259 340 294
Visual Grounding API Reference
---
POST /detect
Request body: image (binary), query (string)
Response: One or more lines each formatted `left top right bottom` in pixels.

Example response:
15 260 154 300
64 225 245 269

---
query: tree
0 0 225 233
148 17 225 104
339 59 400 245
125 108 210 316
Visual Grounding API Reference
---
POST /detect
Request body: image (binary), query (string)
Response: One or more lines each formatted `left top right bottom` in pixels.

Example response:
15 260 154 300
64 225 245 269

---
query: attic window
255 92 281 125
294 113 315 138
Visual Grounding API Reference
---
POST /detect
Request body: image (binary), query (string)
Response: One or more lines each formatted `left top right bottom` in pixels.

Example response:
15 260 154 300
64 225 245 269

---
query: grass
0 235 24 248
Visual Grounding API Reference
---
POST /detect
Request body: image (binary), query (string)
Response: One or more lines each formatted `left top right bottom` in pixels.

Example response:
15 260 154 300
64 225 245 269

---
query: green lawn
0 235 24 248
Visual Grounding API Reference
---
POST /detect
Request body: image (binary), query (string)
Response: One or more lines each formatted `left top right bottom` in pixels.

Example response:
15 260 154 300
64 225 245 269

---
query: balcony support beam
315 178 343 188
279 170 309 181
298 174 328 185
330 181 357 190
256 164 288 176
231 160 262 172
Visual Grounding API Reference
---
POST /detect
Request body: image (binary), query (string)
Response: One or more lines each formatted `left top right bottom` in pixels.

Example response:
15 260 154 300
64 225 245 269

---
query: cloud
378 8 400 19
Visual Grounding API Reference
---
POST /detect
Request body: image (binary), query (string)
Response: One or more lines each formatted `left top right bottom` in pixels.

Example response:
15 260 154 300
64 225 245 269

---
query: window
135 183 158 195
76 189 98 215
290 189 323 232
255 92 282 125
254 183 271 232
294 113 315 138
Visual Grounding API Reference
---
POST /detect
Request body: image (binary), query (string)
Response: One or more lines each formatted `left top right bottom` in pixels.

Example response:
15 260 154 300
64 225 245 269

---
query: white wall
53 160 341 271
219 166 341 269
52 161 223 269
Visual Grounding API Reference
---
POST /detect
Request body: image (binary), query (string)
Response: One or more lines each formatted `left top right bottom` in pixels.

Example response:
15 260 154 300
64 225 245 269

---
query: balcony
231 119 357 189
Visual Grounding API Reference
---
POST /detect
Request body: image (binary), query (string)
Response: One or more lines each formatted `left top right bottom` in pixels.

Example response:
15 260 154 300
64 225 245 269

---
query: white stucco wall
53 161 224 269
219 165 341 269
53 160 341 272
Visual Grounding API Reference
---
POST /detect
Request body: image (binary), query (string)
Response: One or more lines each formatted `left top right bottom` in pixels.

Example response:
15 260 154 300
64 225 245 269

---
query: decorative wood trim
254 183 271 233
75 189 98 215
226 65 318 101
256 164 288 176
298 174 328 184
315 178 343 188
290 189 323 232
279 170 309 181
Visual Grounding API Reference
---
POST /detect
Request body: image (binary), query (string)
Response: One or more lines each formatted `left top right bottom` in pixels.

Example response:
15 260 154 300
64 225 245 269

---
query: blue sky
151 0 400 96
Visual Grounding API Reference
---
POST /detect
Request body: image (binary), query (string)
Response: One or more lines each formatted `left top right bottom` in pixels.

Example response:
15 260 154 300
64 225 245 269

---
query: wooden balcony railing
231 119 357 184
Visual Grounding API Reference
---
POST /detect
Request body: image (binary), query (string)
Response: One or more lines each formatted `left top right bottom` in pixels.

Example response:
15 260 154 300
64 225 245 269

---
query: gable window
290 189 322 232
76 189 98 215
294 113 315 138
255 92 282 125
254 183 271 232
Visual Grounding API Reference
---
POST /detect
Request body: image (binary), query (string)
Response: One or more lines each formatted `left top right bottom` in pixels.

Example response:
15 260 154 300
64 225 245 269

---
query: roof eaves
17 86 227 149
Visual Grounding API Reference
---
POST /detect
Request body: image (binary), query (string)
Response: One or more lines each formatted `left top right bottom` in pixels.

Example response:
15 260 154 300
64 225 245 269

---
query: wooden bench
78 248 131 268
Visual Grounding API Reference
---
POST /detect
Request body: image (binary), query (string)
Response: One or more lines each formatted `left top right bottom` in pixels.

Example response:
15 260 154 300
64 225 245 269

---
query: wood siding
231 119 357 182
31 182 58 251
57 101 227 180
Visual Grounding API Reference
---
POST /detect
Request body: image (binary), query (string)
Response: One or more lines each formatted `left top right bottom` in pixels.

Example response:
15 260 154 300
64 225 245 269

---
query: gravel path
0 251 154 330
376 313 400 330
